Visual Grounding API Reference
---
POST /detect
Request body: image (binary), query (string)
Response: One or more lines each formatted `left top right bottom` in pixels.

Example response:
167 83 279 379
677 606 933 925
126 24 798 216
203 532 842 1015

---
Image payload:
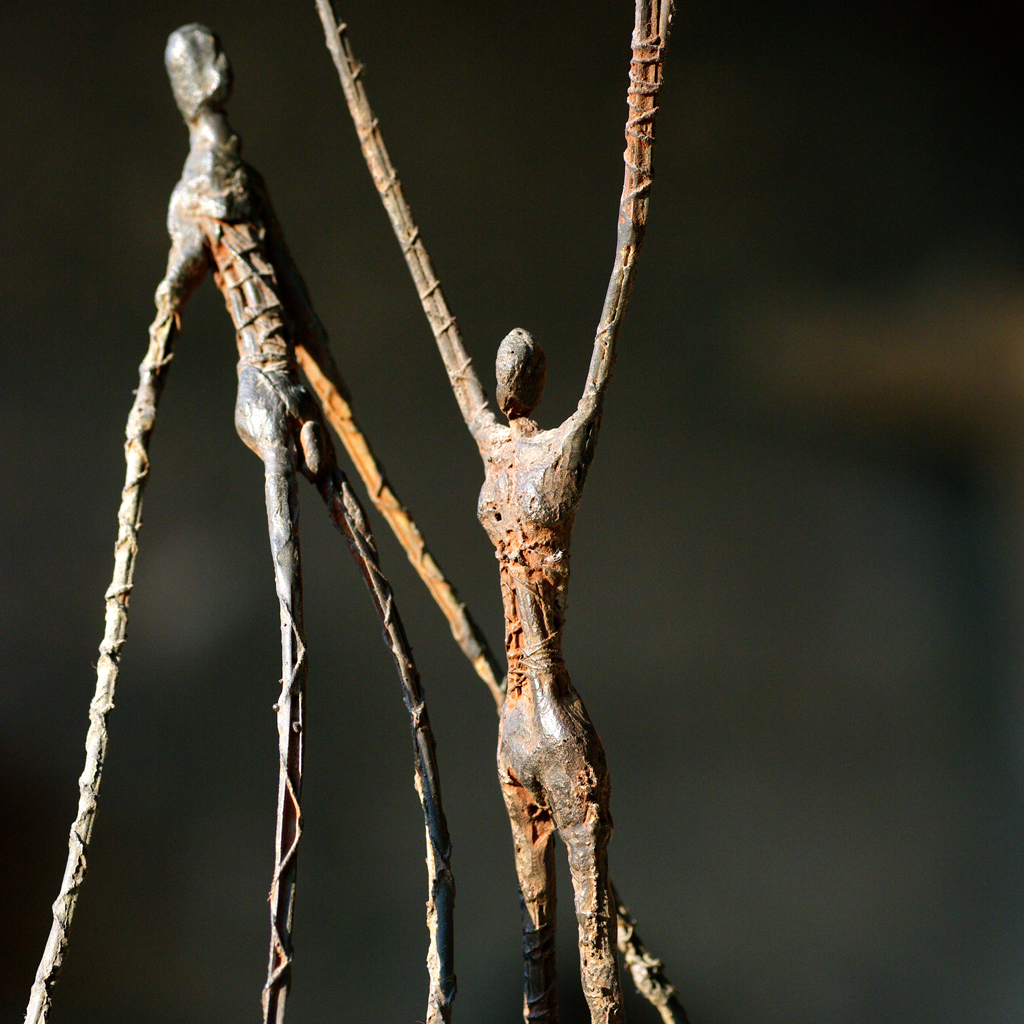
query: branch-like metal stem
295 345 505 709
314 0 497 451
319 467 456 1024
612 883 691 1024
24 307 179 1024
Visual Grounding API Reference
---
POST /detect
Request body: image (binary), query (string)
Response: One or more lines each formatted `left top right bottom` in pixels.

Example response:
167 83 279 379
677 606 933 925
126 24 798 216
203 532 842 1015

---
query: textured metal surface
163 24 456 1024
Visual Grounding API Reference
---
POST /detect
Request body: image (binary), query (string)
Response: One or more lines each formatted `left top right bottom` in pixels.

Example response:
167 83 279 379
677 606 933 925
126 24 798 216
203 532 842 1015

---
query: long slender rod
24 306 179 1024
313 4 687 1021
320 467 457 1024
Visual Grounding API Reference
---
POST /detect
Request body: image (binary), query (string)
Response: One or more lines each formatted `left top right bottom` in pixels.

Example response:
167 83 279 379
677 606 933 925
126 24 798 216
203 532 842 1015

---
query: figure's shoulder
169 135 256 225
478 420 511 463
550 409 597 460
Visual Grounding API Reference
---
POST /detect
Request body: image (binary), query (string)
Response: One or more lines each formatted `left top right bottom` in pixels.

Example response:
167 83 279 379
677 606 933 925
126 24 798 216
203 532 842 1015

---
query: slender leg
500 766 558 1024
260 455 307 1024
561 811 622 1024
317 467 456 1024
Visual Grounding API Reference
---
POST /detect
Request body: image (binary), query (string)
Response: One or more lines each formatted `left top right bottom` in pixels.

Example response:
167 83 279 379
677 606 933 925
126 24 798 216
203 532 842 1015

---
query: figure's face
496 329 547 419
165 24 233 123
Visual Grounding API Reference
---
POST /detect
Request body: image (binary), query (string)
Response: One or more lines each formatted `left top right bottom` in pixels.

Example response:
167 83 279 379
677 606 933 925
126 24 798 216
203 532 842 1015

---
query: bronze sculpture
314 2 677 1022
479 327 623 1024
157 26 456 1024
26 10 681 1024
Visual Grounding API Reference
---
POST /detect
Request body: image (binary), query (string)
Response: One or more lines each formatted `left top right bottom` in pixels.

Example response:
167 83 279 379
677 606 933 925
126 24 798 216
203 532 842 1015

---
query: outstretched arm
575 0 673 428
23 229 208 1024
315 0 497 455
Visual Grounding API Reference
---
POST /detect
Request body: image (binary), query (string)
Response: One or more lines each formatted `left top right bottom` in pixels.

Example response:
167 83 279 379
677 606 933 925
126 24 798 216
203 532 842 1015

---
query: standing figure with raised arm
158 25 455 1024
399 4 674 1022
478 326 622 1024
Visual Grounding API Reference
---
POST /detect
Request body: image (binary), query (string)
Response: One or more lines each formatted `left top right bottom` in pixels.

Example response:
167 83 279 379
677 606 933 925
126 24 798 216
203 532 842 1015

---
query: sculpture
315 3 677 1021
25 9 682 1024
25 24 455 1024
478 326 623 1024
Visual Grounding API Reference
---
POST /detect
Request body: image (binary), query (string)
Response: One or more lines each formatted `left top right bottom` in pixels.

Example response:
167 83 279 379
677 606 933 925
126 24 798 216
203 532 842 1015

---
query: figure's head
165 24 233 123
496 328 546 419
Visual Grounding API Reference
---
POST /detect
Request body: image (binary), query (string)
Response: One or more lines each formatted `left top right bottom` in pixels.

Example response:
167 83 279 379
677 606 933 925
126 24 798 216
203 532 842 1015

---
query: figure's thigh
499 763 557 900
499 764 559 1023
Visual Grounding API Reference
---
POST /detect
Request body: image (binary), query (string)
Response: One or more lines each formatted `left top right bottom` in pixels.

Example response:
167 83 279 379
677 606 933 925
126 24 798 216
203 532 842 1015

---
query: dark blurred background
2 2 1022 1022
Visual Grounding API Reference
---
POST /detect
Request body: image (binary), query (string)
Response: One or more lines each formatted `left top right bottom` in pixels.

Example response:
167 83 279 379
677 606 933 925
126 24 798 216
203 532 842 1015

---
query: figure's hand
234 363 335 482
298 420 327 481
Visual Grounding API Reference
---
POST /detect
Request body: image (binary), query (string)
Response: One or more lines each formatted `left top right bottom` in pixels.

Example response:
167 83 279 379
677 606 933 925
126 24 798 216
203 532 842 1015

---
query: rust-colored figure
159 26 454 1024
315 3 675 1021
421 6 672 1020
443 326 622 1024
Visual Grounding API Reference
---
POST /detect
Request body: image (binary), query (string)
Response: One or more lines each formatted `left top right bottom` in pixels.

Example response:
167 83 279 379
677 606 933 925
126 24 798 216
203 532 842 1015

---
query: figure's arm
156 219 211 320
23 218 209 1024
574 0 673 429
315 0 498 456
252 176 349 399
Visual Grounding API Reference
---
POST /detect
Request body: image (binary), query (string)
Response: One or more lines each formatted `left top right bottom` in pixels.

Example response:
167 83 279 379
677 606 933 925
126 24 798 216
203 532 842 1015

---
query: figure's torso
171 128 311 462
477 421 587 700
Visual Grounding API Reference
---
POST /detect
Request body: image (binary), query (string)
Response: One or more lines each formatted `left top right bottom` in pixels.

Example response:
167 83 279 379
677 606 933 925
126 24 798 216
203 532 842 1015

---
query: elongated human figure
160 26 454 1024
464 330 622 1024
418 5 673 1022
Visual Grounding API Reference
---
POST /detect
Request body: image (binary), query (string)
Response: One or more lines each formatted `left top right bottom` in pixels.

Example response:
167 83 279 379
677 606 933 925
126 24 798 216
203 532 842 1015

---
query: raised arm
576 0 673 427
315 0 497 454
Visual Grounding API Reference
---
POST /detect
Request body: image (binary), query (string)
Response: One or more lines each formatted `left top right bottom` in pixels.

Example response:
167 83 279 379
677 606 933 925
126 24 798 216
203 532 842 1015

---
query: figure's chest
477 437 580 546
477 458 515 547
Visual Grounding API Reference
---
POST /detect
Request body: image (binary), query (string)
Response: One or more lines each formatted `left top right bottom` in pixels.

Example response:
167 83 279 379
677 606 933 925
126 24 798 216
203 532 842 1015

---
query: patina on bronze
159 25 455 1024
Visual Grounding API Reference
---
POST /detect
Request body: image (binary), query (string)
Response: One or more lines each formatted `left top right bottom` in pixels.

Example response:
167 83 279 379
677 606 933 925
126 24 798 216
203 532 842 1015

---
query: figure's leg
500 763 559 1024
560 807 623 1024
260 454 307 1024
317 466 455 1024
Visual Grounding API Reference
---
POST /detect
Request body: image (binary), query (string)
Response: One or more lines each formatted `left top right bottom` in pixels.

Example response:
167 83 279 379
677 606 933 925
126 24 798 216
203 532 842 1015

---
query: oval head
165 24 233 124
496 328 547 420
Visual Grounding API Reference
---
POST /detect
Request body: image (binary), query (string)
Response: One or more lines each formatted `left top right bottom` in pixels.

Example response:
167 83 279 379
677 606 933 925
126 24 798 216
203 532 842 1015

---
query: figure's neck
509 416 539 439
188 106 233 149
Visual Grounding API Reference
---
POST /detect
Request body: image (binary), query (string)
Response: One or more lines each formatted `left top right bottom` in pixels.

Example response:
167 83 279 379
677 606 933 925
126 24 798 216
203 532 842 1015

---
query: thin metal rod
24 306 179 1024
319 467 457 1024
613 883 691 1024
